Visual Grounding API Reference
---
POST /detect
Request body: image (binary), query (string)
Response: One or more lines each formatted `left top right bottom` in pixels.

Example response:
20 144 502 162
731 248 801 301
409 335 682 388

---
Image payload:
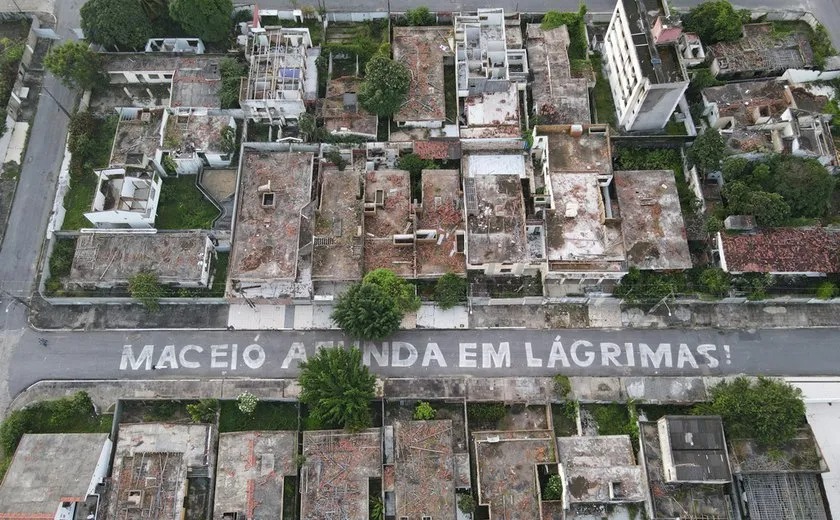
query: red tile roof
721 228 840 273
414 140 450 160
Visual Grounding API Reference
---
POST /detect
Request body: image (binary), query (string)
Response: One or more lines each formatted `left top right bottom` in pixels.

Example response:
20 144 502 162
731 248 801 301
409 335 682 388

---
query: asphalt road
6 327 840 398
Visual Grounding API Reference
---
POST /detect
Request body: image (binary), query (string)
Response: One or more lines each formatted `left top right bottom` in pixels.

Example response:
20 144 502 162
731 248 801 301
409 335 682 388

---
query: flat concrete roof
392 26 450 123
473 430 555 520
164 111 234 157
416 170 466 277
230 149 313 283
539 125 612 175
110 109 164 166
556 435 646 504
614 170 692 270
323 76 378 137
461 85 520 138
363 169 414 277
107 423 213 520
467 173 528 266
68 231 211 286
214 431 298 520
312 167 364 281
0 433 109 518
395 420 456 519
300 429 381 520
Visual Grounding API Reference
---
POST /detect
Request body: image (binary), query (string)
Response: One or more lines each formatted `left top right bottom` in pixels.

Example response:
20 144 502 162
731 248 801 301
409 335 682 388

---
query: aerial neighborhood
0 0 838 519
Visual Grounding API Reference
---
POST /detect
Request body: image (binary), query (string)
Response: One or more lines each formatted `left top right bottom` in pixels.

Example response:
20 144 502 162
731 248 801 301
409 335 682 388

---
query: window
500 267 512 274
163 74 173 79
261 192 275 207
147 73 160 80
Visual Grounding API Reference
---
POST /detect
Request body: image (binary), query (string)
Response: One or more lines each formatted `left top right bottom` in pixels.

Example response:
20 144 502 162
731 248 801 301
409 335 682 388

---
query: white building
84 168 162 229
163 108 237 174
240 26 315 124
602 0 688 132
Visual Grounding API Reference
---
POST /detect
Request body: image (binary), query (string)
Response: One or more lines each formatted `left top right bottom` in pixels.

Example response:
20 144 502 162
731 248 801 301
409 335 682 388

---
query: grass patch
591 56 617 128
444 64 457 123
552 402 578 436
467 402 507 430
586 402 638 443
665 118 688 135
44 237 78 295
156 176 220 229
219 400 299 432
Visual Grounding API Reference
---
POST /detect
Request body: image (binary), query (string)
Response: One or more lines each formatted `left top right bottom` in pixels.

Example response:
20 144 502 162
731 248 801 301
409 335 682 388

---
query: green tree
810 24 836 69
331 282 403 340
236 392 258 415
219 57 246 108
186 398 219 422
699 267 731 297
298 346 376 431
169 0 233 44
298 112 316 141
44 41 106 91
128 271 165 311
363 268 420 313
405 6 434 26
699 377 805 446
413 401 436 420
721 157 751 183
434 273 467 309
81 0 154 50
540 4 587 58
772 157 835 218
358 55 411 117
683 0 746 44
688 128 726 175
723 181 790 227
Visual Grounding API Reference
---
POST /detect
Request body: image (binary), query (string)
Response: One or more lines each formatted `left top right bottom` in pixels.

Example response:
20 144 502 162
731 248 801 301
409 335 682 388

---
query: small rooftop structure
300 429 381 520
416 169 466 277
739 473 828 520
363 169 414 277
709 23 814 79
163 110 235 159
394 420 456 519
719 227 840 274
84 167 162 229
702 80 792 128
556 435 646 506
0 433 111 520
724 215 756 231
413 139 461 161
525 24 591 125
240 27 314 123
729 427 828 475
109 108 164 169
106 423 214 520
213 431 298 520
473 429 556 520
229 148 314 296
102 53 224 108
535 124 612 175
460 84 521 139
312 167 364 281
322 76 378 139
392 26 450 125
614 170 692 270
145 37 205 54
68 231 214 288
658 415 731 484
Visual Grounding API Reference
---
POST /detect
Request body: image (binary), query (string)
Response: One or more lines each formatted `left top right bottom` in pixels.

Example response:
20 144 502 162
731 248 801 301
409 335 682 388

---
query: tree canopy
169 0 233 44
44 41 105 90
698 376 805 446
434 273 467 309
683 0 748 45
687 128 726 175
358 55 411 117
298 346 377 431
81 0 154 49
362 268 420 313
331 282 403 340
404 6 435 26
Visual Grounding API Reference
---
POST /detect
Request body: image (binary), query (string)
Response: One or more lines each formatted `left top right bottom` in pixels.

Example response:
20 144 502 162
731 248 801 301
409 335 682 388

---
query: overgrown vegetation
590 56 617 128
186 398 219 423
587 402 639 443
359 54 411 117
332 282 404 340
457 493 477 514
553 375 572 399
219 400 298 432
396 153 436 202
219 57 247 109
543 474 563 501
401 6 435 26
128 271 164 310
541 4 588 60
433 272 466 309
413 401 436 420
44 41 106 91
467 402 507 429
696 377 805 447
0 35 24 131
683 0 750 45
156 176 220 229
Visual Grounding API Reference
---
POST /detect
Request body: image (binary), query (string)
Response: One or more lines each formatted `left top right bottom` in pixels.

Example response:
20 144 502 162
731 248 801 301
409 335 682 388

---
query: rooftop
110 109 164 166
545 173 625 269
413 139 461 161
394 420 456 519
102 53 224 108
163 111 234 157
322 76 378 138
461 85 521 139
0 433 109 519
539 124 612 175
709 23 814 76
363 169 414 277
300 429 381 520
473 430 555 520
68 231 211 286
640 421 732 520
659 415 731 483
740 473 828 520
392 26 450 123
230 148 313 284
466 171 528 266
240 27 310 102
416 170 466 277
703 79 792 126
729 427 827 474
620 0 686 84
614 170 692 270
556 435 646 504
312 167 364 281
107 423 213 520
525 25 591 124
213 431 298 520
720 227 840 273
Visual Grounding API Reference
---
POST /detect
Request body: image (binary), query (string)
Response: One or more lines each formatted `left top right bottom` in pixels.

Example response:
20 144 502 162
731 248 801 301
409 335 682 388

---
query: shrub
457 494 477 514
128 271 165 311
816 281 837 300
699 268 731 298
413 401 436 420
237 392 258 415
434 273 466 309
299 347 376 431
468 403 507 423
553 375 572 399
186 399 219 423
324 149 348 171
543 474 563 501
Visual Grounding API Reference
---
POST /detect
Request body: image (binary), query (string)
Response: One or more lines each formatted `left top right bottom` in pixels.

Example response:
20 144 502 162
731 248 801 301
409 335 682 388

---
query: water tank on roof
570 124 583 137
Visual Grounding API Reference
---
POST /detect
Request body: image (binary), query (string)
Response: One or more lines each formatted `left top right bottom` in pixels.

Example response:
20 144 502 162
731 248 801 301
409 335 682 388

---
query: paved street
6 327 840 402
